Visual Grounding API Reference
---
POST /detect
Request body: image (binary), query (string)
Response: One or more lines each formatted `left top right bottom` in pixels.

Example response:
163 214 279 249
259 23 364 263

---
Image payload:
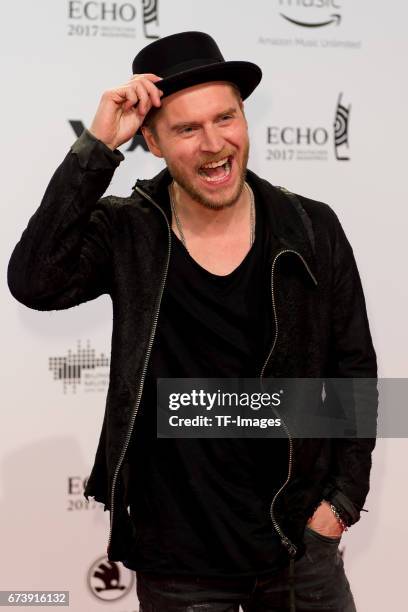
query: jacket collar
246 169 317 275
133 168 172 222
133 166 317 278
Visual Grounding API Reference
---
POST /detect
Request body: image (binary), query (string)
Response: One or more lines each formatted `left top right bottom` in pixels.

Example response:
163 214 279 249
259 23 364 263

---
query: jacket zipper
107 199 318 554
107 185 171 552
260 248 318 558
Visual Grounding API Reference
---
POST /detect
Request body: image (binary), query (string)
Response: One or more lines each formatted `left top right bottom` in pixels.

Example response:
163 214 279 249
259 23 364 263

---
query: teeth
200 160 231 182
201 157 229 169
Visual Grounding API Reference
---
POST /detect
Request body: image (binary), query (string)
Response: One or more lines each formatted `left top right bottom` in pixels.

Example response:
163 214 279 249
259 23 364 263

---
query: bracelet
323 500 349 532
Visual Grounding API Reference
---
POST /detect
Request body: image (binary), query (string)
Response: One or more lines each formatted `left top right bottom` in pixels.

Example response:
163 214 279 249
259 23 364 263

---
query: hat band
160 57 223 78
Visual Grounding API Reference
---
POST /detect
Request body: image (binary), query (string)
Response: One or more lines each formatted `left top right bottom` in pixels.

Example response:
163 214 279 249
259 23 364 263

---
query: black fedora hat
132 31 262 102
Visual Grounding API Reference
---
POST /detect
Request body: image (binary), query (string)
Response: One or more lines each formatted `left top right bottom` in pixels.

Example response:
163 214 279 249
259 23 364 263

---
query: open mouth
197 156 233 183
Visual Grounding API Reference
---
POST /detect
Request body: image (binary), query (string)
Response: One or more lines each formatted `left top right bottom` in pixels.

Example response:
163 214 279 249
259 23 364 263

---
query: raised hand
89 73 163 150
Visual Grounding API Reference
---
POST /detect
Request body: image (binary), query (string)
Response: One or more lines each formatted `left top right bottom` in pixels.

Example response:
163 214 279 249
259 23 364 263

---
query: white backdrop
1 1 407 610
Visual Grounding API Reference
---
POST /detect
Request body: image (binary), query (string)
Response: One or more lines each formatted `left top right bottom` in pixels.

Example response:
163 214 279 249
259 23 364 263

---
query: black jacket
7 129 377 563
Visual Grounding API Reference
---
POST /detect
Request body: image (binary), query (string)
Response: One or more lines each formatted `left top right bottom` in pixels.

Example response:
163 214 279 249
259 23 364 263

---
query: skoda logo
87 555 134 601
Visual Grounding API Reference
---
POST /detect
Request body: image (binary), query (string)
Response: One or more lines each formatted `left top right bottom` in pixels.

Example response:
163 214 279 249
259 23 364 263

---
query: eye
220 114 233 122
179 125 197 135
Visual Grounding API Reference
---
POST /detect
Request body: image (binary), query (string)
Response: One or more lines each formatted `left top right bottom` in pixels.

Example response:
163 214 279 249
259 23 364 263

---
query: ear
239 99 247 125
141 126 164 158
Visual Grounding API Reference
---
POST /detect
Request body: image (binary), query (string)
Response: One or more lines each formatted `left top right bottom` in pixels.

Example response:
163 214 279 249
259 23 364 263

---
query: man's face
142 81 249 210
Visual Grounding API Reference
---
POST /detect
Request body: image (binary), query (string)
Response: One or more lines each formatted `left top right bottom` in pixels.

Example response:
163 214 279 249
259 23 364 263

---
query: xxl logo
87 555 134 601
266 93 351 163
67 0 159 39
278 0 342 28
69 120 149 152
49 339 109 393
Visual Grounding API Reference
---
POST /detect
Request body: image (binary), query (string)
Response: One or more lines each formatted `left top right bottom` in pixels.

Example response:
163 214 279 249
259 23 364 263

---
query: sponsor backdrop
1 1 407 610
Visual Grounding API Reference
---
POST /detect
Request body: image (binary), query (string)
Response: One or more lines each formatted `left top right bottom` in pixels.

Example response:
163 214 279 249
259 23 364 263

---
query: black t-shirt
124 190 289 577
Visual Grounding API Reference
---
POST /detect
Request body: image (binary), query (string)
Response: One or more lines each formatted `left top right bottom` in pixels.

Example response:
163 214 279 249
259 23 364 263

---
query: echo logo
265 93 351 163
267 127 329 146
68 1 137 22
68 476 89 495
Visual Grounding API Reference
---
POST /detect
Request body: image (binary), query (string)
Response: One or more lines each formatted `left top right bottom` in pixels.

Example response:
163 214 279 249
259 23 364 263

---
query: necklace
169 181 256 251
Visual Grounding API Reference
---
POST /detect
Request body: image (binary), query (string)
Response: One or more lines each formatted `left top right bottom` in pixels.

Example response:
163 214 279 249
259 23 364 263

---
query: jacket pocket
304 525 341 545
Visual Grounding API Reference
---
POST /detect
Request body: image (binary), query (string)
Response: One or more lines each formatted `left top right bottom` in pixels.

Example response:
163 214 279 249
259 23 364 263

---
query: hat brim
137 60 262 134
157 60 262 100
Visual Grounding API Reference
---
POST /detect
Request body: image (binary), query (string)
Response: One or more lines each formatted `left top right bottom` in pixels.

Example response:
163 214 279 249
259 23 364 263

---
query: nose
200 124 224 154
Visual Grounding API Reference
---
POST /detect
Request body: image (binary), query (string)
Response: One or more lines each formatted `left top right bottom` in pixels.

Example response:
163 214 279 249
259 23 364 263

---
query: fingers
120 85 138 111
93 73 164 147
140 78 163 107
131 73 163 83
124 73 164 114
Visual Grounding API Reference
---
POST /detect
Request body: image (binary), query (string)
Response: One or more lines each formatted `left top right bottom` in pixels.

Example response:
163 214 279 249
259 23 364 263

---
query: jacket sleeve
7 129 124 310
322 209 378 526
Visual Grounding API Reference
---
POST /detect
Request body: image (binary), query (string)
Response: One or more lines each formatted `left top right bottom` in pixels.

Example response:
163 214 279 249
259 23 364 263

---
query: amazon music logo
67 0 159 40
259 1 361 50
278 0 342 28
265 93 351 163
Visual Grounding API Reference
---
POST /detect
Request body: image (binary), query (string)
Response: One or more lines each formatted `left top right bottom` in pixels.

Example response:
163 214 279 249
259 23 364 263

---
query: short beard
166 142 249 211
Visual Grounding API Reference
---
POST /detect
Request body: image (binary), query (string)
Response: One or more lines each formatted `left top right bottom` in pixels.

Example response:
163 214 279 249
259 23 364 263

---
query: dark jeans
136 527 357 612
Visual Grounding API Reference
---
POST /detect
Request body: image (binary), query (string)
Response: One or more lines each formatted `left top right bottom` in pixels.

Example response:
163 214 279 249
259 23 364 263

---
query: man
8 32 377 611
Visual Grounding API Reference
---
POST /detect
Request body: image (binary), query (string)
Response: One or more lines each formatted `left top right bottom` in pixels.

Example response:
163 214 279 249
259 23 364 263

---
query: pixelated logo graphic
143 0 159 39
87 555 134 601
278 1 342 28
67 0 160 40
266 92 351 163
68 120 149 153
333 93 351 160
48 340 109 394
